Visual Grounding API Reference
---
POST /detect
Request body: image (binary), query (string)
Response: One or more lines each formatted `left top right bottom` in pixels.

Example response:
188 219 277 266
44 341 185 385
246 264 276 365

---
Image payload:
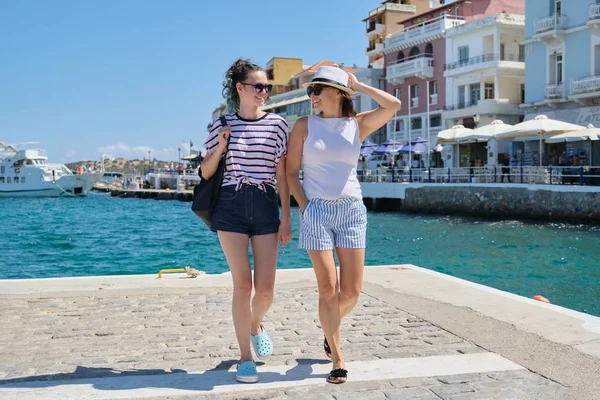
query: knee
233 279 253 297
254 281 274 301
340 286 361 303
318 281 338 303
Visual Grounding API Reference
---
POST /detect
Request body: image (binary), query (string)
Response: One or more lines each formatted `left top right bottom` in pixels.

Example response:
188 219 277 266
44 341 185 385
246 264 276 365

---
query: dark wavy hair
340 91 357 118
222 58 264 113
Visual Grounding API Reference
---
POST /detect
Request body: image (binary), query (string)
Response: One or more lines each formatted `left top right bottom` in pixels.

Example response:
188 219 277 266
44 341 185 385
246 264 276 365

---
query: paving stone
0 283 565 400
384 387 441 400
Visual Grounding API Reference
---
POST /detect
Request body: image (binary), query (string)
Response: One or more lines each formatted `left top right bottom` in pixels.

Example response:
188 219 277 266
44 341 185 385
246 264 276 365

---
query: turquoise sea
1 194 599 316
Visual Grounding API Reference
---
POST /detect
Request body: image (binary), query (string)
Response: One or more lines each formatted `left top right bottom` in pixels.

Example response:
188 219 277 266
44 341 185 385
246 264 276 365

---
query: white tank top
302 115 362 200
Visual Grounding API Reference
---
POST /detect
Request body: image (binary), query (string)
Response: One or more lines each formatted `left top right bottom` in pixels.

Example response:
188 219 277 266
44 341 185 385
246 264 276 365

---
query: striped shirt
204 113 288 190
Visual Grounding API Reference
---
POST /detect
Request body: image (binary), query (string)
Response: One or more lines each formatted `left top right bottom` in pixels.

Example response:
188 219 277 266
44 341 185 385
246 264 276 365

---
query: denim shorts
299 198 367 250
211 184 280 236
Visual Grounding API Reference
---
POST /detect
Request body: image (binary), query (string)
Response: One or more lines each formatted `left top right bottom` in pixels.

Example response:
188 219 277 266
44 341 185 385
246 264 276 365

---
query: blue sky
0 0 386 162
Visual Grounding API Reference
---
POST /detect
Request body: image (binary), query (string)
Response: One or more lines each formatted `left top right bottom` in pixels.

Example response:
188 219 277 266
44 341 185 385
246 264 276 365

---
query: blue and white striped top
204 113 288 190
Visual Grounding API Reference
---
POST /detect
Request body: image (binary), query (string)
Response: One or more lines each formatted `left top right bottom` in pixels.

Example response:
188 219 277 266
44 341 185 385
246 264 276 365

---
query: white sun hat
302 66 354 95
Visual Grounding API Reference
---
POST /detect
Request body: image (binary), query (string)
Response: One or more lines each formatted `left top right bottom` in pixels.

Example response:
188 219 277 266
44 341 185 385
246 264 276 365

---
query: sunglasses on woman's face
307 84 325 97
242 82 273 94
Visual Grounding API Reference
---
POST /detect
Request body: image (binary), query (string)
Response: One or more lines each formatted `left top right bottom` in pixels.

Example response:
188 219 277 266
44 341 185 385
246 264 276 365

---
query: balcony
430 93 438 105
590 3 600 20
534 14 568 44
386 55 434 84
443 99 478 112
367 23 384 36
442 99 521 120
367 2 416 18
570 76 600 103
588 4 600 34
366 42 384 56
545 84 564 100
385 15 465 51
444 54 524 77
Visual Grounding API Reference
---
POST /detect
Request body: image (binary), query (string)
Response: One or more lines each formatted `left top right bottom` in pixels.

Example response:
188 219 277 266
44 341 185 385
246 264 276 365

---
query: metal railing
535 14 568 33
590 3 600 20
386 15 464 49
571 75 600 94
545 84 564 99
443 99 478 111
444 53 524 71
356 166 600 186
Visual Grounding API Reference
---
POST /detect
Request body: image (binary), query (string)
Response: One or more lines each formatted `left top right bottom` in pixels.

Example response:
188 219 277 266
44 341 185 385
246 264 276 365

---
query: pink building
383 0 525 163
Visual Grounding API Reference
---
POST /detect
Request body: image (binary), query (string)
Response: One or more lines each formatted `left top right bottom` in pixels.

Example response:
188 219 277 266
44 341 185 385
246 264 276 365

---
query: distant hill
66 158 181 175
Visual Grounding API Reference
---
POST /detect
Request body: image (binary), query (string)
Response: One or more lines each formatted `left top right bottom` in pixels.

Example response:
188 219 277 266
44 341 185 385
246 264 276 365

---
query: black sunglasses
307 84 325 97
242 82 273 94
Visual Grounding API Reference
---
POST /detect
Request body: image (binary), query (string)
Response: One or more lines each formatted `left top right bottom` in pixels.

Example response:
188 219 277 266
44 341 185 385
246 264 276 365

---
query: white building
443 12 526 167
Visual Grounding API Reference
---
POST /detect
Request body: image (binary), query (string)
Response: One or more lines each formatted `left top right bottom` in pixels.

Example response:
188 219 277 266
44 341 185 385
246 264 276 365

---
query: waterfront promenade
1 265 599 399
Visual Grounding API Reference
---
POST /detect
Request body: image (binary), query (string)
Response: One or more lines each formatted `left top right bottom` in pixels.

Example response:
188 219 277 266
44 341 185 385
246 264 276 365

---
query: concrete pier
1 265 599 399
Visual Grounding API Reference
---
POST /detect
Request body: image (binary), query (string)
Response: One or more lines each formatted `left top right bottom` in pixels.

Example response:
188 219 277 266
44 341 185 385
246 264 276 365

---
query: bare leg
336 248 365 319
250 233 278 335
308 249 344 370
218 231 252 362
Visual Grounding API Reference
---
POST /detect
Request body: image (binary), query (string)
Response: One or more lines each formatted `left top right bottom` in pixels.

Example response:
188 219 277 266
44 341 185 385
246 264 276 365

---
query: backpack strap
219 115 228 127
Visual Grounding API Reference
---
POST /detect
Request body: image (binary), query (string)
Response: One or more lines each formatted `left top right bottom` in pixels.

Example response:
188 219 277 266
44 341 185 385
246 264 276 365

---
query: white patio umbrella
436 125 473 144
545 124 600 143
494 115 585 166
455 119 514 142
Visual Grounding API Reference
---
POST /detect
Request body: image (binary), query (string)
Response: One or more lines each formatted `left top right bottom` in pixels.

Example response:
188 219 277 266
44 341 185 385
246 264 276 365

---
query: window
394 87 401 100
429 81 438 105
0 177 4 183
458 85 466 106
458 46 469 64
485 83 495 99
518 44 525 61
430 81 438 94
556 53 563 84
21 176 26 184
555 0 562 16
430 115 442 127
520 84 525 103
7 177 11 184
469 83 480 105
411 85 419 107
394 119 404 132
411 118 422 130
14 177 19 184
455 7 460 17
500 43 505 60
0 167 4 174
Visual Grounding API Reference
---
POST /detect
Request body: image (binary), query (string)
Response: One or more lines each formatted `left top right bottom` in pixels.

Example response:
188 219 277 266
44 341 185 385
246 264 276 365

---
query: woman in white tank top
286 66 401 384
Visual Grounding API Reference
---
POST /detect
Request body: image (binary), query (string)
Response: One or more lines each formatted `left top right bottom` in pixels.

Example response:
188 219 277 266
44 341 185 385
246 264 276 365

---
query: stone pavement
0 265 599 399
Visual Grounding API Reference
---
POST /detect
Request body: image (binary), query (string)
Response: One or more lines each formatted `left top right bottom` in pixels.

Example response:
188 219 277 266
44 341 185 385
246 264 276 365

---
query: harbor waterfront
112 181 600 223
2 194 599 317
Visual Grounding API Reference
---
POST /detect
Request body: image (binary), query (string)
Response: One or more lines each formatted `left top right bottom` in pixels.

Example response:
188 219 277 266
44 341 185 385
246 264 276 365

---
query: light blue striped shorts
299 198 367 251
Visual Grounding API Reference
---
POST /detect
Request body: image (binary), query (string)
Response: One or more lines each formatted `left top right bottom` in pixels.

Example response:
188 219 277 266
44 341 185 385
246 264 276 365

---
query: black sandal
323 336 332 359
327 368 348 384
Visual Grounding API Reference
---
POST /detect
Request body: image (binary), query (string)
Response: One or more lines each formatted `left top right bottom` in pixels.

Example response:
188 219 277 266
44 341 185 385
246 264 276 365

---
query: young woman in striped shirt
201 58 292 383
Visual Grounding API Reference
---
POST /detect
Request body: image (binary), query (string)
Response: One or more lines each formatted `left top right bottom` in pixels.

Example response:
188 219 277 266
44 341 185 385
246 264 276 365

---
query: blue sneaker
251 324 273 360
236 360 258 383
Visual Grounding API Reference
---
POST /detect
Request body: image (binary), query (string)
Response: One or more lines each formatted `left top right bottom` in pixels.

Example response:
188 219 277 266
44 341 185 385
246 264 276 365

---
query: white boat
0 143 103 198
